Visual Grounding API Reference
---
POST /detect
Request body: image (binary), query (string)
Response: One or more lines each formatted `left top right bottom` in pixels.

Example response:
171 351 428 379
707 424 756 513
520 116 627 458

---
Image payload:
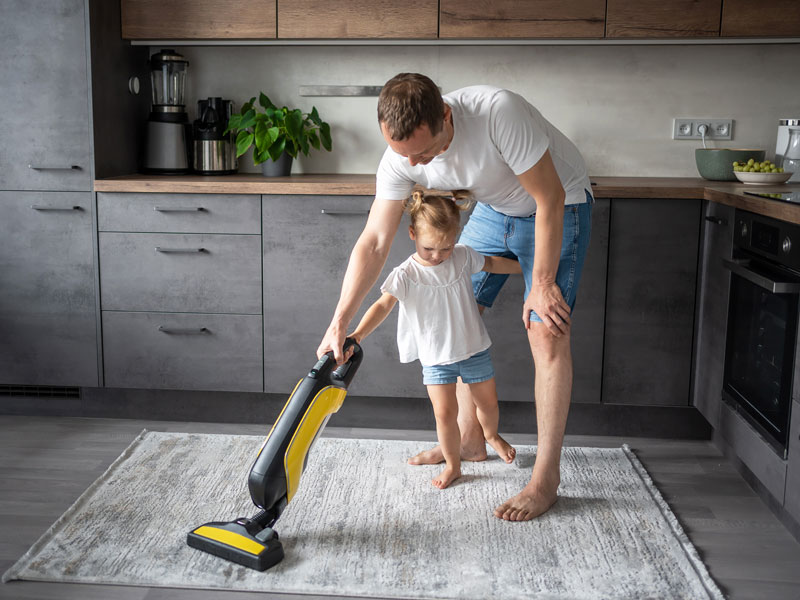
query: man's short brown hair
378 73 444 141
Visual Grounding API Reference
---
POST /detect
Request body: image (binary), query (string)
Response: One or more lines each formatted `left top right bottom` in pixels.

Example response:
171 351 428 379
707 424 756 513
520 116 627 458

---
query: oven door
723 257 800 457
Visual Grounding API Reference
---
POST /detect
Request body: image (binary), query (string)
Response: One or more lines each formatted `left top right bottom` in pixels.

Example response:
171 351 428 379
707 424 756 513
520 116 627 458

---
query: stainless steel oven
723 209 800 458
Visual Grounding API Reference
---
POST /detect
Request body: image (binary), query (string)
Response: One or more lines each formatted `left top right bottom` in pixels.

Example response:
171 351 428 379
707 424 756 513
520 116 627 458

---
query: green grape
747 158 755 166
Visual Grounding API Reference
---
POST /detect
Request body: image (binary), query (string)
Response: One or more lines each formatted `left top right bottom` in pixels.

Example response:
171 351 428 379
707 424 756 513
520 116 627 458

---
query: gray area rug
3 431 724 599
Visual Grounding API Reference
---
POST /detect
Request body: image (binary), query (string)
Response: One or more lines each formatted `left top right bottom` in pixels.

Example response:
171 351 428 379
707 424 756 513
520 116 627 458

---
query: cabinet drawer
99 232 261 314
102 312 262 392
97 193 260 234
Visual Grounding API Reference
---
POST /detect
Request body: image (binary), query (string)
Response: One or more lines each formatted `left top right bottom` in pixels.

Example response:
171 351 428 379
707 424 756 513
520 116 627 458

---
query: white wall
176 43 800 177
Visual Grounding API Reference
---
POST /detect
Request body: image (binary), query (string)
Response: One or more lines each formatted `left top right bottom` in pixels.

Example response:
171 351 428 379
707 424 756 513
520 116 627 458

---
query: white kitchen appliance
775 118 800 164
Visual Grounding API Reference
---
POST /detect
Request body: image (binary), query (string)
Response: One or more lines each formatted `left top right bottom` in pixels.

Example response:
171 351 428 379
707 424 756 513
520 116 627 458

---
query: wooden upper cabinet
121 0 276 39
277 0 438 39
721 0 800 36
440 0 606 39
606 0 722 38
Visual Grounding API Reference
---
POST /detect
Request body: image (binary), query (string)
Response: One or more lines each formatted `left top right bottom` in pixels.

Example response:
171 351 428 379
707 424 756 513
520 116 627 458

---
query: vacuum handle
310 338 363 387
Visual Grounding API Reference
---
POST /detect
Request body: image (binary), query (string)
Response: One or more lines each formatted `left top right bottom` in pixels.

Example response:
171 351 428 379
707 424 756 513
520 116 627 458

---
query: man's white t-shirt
380 245 491 366
376 85 591 217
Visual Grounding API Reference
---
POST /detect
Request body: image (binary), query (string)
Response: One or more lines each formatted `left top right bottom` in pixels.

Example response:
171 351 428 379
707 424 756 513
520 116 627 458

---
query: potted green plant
225 92 332 176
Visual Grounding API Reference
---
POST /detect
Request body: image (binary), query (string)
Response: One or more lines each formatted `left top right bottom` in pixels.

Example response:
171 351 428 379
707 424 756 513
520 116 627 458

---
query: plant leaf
308 130 320 150
285 109 303 141
239 108 257 131
268 138 287 161
259 92 276 110
235 131 254 158
309 106 321 125
319 122 332 151
267 126 280 144
254 120 268 151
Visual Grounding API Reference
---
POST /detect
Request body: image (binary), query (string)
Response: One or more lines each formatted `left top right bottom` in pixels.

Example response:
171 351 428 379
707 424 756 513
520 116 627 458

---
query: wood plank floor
1 415 799 600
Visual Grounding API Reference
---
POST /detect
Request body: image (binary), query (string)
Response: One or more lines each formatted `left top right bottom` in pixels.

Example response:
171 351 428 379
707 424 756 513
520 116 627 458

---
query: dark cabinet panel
0 192 98 387
721 0 800 37
692 201 734 427
278 0 438 39
785 400 800 522
606 0 722 38
0 0 91 191
440 0 605 39
603 198 701 406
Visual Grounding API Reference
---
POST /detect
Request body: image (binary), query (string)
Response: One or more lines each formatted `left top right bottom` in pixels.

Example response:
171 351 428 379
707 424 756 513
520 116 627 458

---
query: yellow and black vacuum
187 339 363 571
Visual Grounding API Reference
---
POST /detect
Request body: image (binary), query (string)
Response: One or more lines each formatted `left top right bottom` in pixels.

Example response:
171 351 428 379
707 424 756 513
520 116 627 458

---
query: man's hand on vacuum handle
317 198 404 364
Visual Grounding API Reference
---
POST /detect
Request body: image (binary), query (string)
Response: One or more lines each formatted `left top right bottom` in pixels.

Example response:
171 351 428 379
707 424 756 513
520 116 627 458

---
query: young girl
350 190 521 489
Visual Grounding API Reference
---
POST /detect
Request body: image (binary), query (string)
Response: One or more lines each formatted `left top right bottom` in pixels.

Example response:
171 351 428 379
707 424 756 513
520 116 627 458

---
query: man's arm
317 197 405 363
517 149 569 336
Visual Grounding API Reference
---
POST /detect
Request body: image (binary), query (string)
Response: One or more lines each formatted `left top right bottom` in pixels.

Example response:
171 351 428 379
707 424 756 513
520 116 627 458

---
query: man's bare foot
494 477 559 521
407 440 488 465
486 435 516 464
432 465 461 489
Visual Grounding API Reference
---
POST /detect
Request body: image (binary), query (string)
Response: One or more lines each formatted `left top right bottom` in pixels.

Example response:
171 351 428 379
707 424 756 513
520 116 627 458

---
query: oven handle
723 258 800 294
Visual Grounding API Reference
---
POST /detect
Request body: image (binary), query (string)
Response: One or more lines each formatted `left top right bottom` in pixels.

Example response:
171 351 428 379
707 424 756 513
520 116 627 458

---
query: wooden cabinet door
121 0 276 39
721 0 800 37
602 198 701 406
691 201 734 428
278 0 438 39
0 192 98 387
440 0 605 39
606 0 722 38
0 0 91 191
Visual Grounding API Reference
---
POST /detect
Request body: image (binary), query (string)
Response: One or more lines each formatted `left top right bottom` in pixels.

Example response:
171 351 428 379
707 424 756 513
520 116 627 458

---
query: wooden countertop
94 174 800 224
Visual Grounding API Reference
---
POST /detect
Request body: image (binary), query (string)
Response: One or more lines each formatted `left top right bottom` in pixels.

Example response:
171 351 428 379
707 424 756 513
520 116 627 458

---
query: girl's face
409 224 457 267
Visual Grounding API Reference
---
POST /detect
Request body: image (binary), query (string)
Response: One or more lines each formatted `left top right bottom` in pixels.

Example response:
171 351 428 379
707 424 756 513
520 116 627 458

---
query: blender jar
780 127 800 182
149 49 188 110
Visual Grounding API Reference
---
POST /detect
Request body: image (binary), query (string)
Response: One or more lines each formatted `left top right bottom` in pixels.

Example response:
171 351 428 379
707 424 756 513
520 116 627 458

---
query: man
318 73 592 521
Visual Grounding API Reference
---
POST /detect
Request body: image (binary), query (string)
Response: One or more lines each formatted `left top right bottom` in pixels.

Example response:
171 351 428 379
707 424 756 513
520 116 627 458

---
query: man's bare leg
408 305 489 465
494 322 571 521
407 380 488 464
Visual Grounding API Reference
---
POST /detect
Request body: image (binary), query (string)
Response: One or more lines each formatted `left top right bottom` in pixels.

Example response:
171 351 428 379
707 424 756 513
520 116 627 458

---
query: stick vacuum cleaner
187 339 363 571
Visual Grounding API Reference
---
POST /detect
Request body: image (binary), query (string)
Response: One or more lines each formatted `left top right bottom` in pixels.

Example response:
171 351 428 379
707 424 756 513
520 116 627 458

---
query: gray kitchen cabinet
0 0 92 191
692 201 734 427
97 193 263 392
786 400 800 523
0 191 98 386
602 198 701 406
262 195 425 397
480 198 609 404
102 312 263 392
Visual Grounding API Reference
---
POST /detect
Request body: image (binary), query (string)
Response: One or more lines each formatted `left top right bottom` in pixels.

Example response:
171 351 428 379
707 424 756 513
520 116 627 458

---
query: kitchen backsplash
172 43 799 177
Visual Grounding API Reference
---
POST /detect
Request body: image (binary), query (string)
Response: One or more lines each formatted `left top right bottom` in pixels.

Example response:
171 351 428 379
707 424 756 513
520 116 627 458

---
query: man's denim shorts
421 348 495 386
458 190 593 322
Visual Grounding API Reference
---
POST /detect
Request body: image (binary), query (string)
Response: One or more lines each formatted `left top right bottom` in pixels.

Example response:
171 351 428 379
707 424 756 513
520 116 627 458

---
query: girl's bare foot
432 465 461 489
407 437 488 465
486 435 516 463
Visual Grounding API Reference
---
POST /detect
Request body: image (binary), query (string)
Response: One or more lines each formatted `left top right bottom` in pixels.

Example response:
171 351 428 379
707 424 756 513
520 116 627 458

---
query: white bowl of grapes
733 159 792 185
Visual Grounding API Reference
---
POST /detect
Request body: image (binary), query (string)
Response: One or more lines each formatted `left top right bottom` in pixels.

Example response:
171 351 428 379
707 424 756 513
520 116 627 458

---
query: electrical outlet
673 118 733 140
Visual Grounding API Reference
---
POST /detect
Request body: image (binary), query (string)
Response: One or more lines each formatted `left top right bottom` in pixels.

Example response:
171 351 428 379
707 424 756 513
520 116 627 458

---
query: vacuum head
187 516 283 571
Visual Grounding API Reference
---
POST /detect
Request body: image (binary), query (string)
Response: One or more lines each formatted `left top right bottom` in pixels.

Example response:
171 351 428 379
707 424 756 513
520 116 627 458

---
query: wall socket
672 118 733 140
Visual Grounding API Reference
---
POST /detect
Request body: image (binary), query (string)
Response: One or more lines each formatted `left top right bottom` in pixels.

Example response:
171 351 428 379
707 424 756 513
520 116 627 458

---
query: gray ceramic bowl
695 148 765 181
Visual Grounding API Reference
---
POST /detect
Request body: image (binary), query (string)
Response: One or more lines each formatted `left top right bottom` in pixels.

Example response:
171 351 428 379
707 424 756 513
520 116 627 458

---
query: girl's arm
482 255 522 274
349 292 399 343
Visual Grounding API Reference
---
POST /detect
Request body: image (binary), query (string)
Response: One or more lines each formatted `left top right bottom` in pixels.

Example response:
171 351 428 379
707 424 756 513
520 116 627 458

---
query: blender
143 49 190 174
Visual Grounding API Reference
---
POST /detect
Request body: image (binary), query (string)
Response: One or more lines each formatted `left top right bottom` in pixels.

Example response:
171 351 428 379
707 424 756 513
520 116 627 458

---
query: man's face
380 108 452 167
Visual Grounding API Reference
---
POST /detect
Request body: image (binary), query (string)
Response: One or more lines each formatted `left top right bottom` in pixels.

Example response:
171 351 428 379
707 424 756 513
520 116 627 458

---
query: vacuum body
187 341 363 570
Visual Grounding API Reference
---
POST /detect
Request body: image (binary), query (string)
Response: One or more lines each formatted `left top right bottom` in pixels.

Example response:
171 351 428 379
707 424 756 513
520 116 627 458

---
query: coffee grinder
143 49 190 174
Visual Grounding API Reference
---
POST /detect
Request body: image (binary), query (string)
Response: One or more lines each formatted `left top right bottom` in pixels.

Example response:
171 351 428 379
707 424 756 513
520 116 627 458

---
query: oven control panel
735 210 800 272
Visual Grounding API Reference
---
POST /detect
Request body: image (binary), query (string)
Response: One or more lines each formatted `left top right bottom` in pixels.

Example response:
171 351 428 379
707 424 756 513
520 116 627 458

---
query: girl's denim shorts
459 190 593 322
421 348 495 386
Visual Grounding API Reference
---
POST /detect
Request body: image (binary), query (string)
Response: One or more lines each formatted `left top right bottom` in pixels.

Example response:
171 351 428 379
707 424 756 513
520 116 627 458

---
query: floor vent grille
0 385 81 398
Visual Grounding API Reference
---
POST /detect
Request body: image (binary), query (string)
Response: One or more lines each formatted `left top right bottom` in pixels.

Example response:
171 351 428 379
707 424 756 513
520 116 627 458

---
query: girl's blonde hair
404 189 473 237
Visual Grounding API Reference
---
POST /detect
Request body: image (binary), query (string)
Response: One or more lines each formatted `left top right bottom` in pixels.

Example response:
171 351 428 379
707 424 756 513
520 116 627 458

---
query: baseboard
0 387 711 439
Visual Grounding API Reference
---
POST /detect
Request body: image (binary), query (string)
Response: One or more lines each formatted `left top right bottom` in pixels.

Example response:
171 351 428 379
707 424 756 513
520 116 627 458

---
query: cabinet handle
705 216 728 226
28 164 82 171
158 326 210 335
155 247 208 254
154 206 205 212
320 209 370 215
31 205 83 211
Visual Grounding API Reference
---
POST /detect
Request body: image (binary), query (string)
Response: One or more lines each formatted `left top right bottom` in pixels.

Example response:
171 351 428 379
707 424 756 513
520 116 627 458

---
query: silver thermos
192 97 238 175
